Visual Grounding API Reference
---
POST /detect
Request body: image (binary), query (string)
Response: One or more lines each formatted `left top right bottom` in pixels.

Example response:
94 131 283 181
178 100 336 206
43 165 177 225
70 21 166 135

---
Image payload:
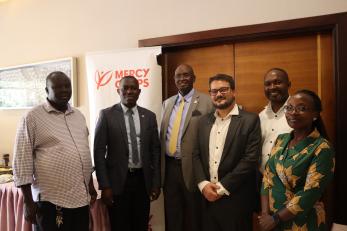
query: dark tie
127 109 139 165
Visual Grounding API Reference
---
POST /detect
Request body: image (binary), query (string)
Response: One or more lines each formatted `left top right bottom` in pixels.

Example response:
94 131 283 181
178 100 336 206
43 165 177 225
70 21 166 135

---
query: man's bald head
45 71 72 112
174 64 196 96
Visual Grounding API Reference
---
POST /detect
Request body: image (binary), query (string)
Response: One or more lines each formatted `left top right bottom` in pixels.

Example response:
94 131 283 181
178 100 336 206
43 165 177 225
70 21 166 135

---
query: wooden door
163 44 235 98
162 32 334 230
163 34 334 141
234 33 334 141
234 32 334 230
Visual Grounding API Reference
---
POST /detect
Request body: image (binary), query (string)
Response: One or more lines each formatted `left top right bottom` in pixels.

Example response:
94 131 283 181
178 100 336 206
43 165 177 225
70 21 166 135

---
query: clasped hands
258 212 277 231
202 183 222 202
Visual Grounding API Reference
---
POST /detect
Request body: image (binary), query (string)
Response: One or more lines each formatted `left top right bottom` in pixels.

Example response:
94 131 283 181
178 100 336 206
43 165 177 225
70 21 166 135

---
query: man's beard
213 96 235 109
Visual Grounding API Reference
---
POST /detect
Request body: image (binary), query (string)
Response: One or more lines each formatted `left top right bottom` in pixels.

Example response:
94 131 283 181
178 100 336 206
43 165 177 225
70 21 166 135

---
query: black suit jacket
193 108 261 215
94 103 161 195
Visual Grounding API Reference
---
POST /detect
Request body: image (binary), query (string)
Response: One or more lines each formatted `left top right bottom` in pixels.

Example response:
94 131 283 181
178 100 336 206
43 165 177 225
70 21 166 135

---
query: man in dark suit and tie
94 76 161 231
193 74 261 231
160 64 213 231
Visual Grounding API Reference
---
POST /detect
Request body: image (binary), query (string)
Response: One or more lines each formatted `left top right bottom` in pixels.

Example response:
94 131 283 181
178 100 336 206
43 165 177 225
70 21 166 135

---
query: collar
214 103 239 119
177 88 195 103
306 128 321 139
265 97 290 115
43 100 73 114
288 128 321 140
285 128 322 153
120 103 138 114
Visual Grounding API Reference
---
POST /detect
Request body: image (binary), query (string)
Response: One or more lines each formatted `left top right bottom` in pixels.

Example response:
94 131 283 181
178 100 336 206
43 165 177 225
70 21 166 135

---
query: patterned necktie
168 98 185 155
127 109 139 165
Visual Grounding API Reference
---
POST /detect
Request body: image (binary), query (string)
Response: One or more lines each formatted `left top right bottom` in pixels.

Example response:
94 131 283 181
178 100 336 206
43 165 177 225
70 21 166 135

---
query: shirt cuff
13 176 33 187
198 180 210 193
216 182 230 196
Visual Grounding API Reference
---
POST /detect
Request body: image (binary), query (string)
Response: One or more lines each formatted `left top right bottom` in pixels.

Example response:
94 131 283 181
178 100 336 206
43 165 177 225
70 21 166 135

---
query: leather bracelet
272 212 281 226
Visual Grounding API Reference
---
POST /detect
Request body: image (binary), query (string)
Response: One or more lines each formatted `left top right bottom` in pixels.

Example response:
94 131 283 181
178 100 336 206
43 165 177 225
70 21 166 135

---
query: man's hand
202 183 222 202
23 200 38 224
101 188 113 206
89 181 97 206
20 184 37 224
150 188 160 201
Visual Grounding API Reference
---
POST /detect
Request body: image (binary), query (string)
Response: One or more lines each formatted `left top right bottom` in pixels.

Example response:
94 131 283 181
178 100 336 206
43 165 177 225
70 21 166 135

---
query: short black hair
46 71 69 87
119 76 139 87
264 68 289 82
120 75 139 84
176 64 195 76
209 74 235 90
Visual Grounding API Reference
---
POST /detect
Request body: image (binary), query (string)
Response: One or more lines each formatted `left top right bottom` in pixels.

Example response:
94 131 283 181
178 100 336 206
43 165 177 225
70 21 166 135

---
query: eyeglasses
209 87 231 96
284 105 310 114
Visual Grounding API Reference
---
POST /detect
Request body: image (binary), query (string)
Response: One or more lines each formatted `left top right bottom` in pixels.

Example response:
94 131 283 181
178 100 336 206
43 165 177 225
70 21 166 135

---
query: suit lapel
203 113 215 165
161 96 177 140
220 114 242 163
181 92 199 137
114 104 129 152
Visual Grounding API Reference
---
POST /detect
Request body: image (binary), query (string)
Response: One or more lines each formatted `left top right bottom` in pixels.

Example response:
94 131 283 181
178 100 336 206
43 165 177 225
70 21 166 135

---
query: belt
166 155 181 162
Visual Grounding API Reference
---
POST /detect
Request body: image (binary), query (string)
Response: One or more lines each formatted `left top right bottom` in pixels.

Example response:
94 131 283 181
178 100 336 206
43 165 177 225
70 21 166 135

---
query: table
0 182 110 231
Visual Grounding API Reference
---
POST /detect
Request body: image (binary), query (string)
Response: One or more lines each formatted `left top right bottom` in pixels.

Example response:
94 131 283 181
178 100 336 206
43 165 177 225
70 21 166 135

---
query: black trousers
203 209 253 231
203 198 253 231
164 156 202 231
35 201 89 231
108 169 150 231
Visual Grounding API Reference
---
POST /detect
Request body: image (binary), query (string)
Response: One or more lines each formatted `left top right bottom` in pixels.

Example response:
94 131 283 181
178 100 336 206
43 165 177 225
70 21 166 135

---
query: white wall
1 0 347 162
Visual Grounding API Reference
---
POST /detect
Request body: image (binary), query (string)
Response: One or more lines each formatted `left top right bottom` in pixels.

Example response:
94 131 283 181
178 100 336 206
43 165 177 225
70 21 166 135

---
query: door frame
139 12 347 225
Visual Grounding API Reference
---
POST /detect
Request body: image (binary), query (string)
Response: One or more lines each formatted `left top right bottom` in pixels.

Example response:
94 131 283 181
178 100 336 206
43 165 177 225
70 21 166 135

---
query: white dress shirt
259 99 292 171
198 104 240 196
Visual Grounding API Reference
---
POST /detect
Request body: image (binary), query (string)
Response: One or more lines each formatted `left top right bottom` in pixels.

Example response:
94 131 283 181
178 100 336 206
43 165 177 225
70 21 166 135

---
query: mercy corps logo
95 68 150 90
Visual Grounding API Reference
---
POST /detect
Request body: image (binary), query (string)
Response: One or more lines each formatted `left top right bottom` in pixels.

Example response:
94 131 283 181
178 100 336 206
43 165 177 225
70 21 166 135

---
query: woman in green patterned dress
258 90 335 231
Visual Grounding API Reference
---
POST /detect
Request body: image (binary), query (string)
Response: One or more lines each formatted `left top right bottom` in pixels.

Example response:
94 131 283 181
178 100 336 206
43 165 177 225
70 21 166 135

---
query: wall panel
164 44 234 98
234 35 318 113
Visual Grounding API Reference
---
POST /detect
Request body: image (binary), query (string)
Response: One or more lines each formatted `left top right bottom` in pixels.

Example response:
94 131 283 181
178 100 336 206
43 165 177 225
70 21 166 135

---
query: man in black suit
193 74 261 231
94 76 161 231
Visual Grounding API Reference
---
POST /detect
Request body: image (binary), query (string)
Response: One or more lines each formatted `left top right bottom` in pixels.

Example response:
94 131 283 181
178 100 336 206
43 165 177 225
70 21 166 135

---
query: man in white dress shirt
259 68 292 172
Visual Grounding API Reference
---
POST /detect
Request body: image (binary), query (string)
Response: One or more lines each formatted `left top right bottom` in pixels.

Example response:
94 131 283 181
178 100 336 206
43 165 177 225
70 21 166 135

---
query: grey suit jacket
94 103 161 195
160 90 213 191
193 108 261 215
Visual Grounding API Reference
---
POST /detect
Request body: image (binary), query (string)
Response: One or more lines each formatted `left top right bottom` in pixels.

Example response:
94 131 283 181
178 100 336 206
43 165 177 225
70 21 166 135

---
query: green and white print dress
261 129 335 231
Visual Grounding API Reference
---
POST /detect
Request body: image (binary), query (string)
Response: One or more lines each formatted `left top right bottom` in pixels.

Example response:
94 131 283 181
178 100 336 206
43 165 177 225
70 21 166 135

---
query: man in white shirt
193 74 261 231
259 68 292 172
